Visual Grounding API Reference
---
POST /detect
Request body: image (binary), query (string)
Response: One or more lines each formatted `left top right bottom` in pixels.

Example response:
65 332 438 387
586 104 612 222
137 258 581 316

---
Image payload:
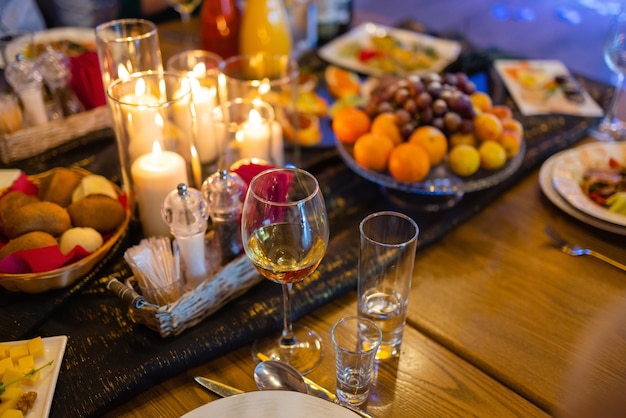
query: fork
544 226 626 273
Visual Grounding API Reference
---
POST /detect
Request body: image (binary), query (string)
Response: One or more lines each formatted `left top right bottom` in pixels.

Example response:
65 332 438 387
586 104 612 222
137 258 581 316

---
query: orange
449 131 477 148
388 142 431 182
501 118 524 138
499 130 523 158
371 112 403 145
486 105 513 120
470 91 492 112
478 140 507 170
332 107 371 144
325 65 361 99
448 144 480 177
353 132 395 172
408 126 448 165
474 112 503 142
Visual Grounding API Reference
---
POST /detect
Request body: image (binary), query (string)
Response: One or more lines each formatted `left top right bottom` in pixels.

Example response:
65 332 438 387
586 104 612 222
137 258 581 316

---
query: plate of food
3 27 96 66
331 71 526 209
0 336 67 418
318 22 462 76
551 141 626 226
0 167 130 293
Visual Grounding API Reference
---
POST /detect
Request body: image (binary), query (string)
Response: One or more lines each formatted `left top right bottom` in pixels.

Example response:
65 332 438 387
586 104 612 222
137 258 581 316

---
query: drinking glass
167 0 203 47
592 8 626 141
242 167 329 374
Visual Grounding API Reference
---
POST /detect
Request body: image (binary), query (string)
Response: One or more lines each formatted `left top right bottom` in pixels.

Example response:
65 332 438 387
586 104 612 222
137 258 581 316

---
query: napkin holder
0 105 112 165
107 254 261 338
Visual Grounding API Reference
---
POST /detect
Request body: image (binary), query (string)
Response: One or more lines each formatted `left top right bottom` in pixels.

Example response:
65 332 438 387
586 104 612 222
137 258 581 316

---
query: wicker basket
107 254 262 337
0 106 112 165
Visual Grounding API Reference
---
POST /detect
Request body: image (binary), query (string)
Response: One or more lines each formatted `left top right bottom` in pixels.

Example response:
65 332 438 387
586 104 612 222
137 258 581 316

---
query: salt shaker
202 169 246 265
162 183 210 290
36 46 85 117
4 54 48 127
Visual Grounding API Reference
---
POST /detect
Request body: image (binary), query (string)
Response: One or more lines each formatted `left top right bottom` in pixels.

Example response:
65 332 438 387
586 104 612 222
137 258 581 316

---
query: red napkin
70 51 106 110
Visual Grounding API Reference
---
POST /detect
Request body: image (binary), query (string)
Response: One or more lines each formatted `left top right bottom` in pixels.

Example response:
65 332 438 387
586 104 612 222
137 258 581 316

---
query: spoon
253 360 373 418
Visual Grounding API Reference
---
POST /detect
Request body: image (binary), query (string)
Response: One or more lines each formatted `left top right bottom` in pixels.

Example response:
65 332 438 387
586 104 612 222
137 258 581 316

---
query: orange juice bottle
239 0 292 56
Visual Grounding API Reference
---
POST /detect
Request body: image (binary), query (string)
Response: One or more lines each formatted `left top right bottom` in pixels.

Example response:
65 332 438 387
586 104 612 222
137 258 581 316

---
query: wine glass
167 0 203 47
592 8 626 141
242 167 329 375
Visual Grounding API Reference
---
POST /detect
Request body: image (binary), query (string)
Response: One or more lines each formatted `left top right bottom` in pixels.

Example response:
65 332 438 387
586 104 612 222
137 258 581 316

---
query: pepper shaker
36 45 85 117
4 54 48 127
202 169 246 265
162 183 210 289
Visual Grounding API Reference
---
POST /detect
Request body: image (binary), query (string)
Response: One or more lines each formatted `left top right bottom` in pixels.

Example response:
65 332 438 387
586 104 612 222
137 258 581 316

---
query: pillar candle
237 109 272 161
131 142 189 237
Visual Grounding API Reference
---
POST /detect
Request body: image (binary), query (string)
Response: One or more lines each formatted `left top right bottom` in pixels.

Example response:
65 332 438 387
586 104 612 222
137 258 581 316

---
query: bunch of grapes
363 72 478 139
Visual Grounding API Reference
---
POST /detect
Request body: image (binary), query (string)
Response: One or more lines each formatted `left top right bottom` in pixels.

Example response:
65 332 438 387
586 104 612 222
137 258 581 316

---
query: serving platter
1 336 68 418
551 141 626 227
539 151 626 235
318 22 462 76
182 391 359 418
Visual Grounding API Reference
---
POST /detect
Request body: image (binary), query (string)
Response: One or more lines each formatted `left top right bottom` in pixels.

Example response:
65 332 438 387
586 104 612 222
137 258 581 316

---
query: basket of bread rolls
0 167 130 293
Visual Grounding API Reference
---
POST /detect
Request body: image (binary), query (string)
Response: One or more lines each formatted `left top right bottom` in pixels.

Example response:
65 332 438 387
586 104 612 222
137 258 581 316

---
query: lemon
448 144 480 177
478 141 507 170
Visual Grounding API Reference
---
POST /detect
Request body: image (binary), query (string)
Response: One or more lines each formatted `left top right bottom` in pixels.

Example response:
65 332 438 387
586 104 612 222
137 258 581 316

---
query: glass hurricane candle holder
107 71 201 237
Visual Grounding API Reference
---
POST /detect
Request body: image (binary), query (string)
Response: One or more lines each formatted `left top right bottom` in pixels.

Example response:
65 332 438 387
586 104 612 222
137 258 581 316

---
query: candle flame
135 78 147 97
192 62 206 77
248 109 262 126
118 64 130 80
258 79 271 96
235 130 244 143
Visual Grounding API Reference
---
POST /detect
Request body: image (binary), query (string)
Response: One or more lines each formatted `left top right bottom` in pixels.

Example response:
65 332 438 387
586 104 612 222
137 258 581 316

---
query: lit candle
237 108 271 161
174 74 218 163
131 142 189 237
120 77 164 163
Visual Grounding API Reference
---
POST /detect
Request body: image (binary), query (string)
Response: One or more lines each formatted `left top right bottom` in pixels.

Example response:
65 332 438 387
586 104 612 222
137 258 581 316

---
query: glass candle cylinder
107 71 202 237
212 98 274 169
95 18 163 93
218 53 298 165
167 50 223 171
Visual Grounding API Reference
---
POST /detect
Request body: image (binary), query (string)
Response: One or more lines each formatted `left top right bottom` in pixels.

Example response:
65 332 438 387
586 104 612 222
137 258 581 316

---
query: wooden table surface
104 5 626 418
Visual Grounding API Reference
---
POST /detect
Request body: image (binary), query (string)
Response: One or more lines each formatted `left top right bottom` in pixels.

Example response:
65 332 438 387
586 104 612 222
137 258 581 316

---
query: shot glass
330 316 381 407
358 211 419 360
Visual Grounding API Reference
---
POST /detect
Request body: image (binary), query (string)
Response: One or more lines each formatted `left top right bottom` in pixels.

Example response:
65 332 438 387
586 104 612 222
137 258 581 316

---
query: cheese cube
0 345 10 359
1 367 22 386
0 357 13 377
0 410 24 418
26 337 44 359
0 387 24 418
20 370 39 387
8 346 28 364
17 355 34 373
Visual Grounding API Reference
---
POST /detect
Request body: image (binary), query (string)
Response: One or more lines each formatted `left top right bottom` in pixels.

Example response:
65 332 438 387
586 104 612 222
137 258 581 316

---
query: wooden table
104 5 626 418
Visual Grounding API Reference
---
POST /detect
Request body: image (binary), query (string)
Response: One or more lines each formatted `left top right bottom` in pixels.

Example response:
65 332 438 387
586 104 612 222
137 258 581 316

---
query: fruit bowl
335 138 526 210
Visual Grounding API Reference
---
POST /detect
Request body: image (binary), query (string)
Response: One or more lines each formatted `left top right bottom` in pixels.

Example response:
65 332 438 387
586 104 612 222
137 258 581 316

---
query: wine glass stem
604 71 626 125
180 11 194 49
280 283 296 346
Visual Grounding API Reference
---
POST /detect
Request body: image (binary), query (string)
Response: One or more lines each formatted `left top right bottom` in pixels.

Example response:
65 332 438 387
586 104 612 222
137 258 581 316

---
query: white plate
2 336 68 418
182 391 359 418
318 22 462 76
551 142 626 227
539 152 626 235
2 27 96 67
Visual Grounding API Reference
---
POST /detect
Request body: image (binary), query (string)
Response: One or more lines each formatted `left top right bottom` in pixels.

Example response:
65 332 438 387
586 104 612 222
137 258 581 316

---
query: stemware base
590 118 626 142
252 324 323 375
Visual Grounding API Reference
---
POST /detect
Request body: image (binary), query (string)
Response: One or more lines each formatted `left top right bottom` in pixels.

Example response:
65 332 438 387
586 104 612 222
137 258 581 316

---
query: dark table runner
0 48 615 416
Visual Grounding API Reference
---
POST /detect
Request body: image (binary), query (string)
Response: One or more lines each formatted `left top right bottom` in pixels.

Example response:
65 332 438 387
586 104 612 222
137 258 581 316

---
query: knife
194 376 244 398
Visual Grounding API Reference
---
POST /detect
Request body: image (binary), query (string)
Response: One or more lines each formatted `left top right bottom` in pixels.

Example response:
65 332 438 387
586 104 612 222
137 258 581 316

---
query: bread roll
0 231 58 260
59 227 103 255
67 195 126 233
38 168 82 207
71 174 118 202
0 191 41 236
3 201 71 238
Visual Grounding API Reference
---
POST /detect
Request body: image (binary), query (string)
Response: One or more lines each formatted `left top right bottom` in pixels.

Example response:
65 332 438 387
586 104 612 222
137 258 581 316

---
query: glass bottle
239 0 293 56
317 0 353 46
200 0 241 59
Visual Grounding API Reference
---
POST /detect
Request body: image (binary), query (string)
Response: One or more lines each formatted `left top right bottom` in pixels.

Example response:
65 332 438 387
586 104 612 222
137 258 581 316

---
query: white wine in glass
592 8 626 141
242 167 329 375
167 0 203 47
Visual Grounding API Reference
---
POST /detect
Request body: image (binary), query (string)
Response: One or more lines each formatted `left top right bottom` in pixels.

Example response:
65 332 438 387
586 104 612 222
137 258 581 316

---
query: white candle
237 109 271 161
174 78 218 163
120 78 164 163
131 142 189 237
271 120 284 166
